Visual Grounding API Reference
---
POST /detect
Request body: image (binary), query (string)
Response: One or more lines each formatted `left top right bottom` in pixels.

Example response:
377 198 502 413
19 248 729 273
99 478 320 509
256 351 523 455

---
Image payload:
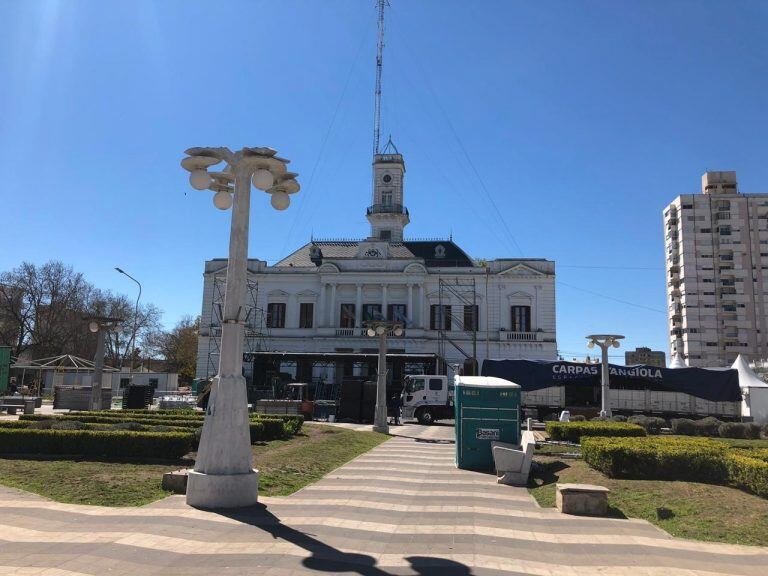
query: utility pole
373 0 387 155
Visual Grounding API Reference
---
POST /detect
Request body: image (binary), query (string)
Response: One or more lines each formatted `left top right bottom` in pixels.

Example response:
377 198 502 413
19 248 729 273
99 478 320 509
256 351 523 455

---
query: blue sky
1 0 767 362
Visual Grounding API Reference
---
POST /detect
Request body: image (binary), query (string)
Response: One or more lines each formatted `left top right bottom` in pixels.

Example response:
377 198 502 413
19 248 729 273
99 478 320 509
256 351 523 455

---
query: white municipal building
195 143 558 389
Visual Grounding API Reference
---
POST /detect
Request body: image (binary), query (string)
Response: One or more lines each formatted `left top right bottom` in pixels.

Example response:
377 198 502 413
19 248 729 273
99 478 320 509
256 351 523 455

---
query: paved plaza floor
0 423 766 575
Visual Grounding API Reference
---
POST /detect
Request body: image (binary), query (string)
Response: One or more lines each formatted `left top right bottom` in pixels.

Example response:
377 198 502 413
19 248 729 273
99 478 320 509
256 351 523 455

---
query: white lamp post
586 334 624 418
366 320 404 434
84 316 122 411
181 146 299 509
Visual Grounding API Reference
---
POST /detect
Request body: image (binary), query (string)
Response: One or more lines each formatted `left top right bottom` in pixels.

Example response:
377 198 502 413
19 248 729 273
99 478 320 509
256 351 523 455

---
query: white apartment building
196 145 557 390
665 171 768 367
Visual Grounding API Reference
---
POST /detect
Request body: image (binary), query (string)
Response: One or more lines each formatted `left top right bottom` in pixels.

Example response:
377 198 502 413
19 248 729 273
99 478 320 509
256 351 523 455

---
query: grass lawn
529 455 768 547
254 423 389 496
0 423 388 506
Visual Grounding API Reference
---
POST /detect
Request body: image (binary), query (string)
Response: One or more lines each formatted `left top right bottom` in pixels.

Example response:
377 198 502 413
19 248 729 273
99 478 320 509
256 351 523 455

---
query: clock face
364 248 382 258
382 174 392 183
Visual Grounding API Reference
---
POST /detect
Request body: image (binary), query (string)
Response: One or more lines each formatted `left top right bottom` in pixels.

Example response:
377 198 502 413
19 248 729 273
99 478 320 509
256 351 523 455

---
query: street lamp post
366 320 404 434
181 146 299 509
85 316 122 411
115 267 142 372
586 334 625 418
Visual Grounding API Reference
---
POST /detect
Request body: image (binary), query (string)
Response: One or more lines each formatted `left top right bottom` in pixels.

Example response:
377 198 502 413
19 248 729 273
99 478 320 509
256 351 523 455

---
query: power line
557 280 666 314
280 21 373 258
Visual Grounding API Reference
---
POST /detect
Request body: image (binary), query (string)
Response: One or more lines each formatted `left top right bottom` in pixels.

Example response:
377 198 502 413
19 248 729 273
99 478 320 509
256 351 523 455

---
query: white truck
400 374 454 425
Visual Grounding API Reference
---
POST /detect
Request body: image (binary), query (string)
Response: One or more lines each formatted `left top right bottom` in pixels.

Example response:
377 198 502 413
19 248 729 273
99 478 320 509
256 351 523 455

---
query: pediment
318 262 340 273
267 289 290 297
499 264 546 277
507 291 533 302
296 289 318 297
404 262 427 274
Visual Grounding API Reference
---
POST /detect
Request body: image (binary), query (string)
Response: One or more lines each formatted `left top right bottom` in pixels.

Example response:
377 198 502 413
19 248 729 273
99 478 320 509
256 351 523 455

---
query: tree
0 261 92 358
85 289 163 369
157 316 199 384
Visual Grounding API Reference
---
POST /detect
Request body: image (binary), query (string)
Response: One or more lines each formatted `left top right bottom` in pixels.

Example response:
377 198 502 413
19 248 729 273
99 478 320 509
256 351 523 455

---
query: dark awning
481 359 741 403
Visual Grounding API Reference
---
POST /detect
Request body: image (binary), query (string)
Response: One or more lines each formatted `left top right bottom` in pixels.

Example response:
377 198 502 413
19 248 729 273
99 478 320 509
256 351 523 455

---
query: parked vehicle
400 374 454 424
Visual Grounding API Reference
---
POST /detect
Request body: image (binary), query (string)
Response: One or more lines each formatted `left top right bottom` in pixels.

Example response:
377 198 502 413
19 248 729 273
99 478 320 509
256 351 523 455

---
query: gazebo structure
11 354 119 396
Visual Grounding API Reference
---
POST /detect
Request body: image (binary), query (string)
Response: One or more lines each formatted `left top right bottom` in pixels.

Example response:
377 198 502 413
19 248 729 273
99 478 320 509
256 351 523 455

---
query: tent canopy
732 354 768 389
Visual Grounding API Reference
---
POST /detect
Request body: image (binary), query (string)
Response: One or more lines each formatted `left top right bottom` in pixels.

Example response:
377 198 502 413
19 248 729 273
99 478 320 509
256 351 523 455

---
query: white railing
501 331 537 341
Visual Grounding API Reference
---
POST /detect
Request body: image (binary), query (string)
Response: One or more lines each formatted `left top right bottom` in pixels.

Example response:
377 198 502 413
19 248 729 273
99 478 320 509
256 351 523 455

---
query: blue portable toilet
454 376 521 470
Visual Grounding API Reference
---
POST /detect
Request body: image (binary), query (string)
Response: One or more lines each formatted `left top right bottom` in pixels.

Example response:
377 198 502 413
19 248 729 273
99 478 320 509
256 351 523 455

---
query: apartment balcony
330 327 407 338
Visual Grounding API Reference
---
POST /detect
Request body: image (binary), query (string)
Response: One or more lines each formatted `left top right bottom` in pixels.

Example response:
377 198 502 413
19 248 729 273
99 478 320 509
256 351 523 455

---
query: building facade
196 148 558 387
625 347 666 368
665 171 768 367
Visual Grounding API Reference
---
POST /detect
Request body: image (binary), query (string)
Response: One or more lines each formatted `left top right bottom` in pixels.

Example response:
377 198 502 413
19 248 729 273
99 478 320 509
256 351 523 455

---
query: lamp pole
366 320 404 434
115 267 141 372
85 316 122 411
586 334 624 418
182 146 299 509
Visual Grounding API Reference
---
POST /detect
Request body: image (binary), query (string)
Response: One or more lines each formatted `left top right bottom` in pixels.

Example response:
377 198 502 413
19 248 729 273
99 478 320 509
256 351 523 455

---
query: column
330 283 337 327
534 285 541 331
407 283 414 325
317 283 326 328
382 284 388 320
355 283 363 328
289 292 299 328
421 285 428 329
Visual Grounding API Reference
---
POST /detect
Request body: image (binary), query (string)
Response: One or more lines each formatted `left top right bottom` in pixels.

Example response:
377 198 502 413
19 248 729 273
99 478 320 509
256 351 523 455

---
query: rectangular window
339 303 356 328
430 304 451 331
718 226 732 236
382 190 393 206
363 303 382 322
511 305 531 332
379 230 392 240
120 378 130 389
388 303 407 323
428 378 443 391
463 305 479 331
148 378 159 390
299 302 314 328
266 303 286 328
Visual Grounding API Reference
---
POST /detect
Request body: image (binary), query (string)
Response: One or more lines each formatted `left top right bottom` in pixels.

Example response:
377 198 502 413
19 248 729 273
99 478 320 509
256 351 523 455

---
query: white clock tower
367 139 409 241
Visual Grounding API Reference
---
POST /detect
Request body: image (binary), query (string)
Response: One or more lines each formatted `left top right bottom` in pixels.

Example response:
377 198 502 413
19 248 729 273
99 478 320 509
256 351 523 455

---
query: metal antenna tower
372 0 388 156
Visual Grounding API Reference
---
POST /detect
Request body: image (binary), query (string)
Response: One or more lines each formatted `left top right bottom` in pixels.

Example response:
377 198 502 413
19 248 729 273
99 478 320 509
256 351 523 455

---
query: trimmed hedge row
726 454 768 498
546 421 646 443
671 416 762 439
21 414 204 428
0 428 194 459
582 436 728 482
582 436 768 499
63 410 304 432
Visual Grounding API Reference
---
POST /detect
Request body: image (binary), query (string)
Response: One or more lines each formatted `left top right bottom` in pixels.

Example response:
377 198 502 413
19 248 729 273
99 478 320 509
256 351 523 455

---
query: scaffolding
437 277 478 375
205 274 270 379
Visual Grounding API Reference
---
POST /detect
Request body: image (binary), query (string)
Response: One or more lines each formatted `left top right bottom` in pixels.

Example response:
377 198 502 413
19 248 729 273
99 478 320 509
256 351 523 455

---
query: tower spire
373 0 387 156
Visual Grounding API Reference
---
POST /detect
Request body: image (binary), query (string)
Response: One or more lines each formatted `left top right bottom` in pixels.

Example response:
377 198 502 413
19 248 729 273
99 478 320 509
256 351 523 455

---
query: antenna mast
373 0 387 156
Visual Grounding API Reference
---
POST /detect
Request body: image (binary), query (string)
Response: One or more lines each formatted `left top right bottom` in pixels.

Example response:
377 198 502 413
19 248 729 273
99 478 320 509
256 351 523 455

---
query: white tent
732 354 768 425
669 354 687 369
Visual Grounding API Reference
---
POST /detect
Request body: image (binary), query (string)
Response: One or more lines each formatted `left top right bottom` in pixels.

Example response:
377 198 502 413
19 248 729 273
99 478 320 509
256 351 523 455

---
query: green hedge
582 436 730 483
63 410 304 432
546 421 646 443
0 429 194 459
726 453 768 498
21 414 204 428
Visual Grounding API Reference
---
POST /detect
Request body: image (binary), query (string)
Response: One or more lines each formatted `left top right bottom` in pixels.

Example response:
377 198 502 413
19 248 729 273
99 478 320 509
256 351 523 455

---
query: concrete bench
556 483 610 516
491 430 535 486
0 404 19 415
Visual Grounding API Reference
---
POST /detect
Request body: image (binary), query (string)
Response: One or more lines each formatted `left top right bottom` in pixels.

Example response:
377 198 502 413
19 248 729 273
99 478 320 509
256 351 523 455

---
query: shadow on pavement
212 504 476 575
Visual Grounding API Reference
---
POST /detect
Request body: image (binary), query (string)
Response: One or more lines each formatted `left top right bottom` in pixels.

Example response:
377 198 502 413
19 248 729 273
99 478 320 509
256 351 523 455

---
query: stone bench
556 483 610 516
491 430 535 486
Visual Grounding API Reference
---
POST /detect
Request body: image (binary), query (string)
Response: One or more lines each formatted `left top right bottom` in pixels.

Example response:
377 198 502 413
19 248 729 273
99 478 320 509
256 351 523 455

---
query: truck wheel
417 409 434 425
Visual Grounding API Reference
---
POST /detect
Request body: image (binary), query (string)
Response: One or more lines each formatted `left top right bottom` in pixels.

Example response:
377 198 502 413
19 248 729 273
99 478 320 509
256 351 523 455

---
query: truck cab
401 374 454 425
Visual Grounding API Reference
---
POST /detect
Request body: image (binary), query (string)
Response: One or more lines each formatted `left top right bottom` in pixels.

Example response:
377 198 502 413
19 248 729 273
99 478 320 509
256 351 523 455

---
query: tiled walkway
0 424 766 575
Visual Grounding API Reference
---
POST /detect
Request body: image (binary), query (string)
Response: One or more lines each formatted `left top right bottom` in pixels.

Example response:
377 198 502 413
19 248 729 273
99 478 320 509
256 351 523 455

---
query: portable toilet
454 375 521 470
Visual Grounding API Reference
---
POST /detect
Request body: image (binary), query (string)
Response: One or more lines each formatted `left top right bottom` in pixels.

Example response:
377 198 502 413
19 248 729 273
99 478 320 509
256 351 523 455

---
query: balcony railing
500 331 537 341
334 327 406 338
367 203 408 216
